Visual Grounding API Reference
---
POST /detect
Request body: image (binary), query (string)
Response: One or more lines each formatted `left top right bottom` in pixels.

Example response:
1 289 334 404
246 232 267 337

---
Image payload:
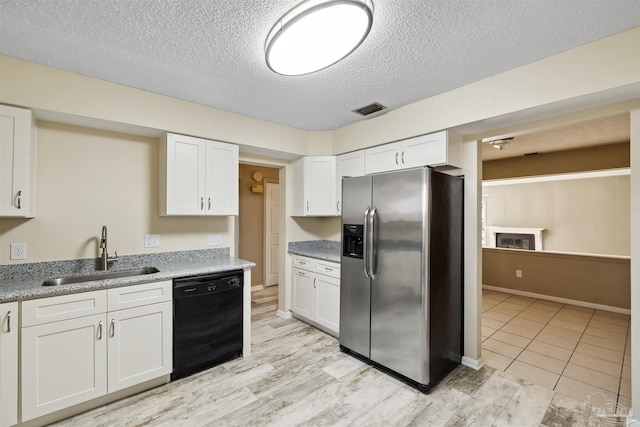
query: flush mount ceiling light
487 137 514 150
265 0 374 76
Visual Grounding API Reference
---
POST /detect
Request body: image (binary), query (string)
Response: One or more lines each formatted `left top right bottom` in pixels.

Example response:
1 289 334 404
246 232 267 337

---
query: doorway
238 164 280 289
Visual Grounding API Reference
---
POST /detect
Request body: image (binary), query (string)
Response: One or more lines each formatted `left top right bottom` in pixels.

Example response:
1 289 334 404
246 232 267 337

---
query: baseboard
276 310 292 319
461 356 484 370
483 285 631 315
251 284 264 292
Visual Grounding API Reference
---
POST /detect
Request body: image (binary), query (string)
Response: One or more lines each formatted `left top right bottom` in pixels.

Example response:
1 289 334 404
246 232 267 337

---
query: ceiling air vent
352 102 387 116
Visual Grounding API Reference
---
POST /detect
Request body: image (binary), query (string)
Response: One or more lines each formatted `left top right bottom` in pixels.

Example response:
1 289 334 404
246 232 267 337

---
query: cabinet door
292 268 315 319
164 134 206 215
205 140 239 215
304 156 337 216
315 275 340 334
0 105 34 217
364 141 401 174
0 303 18 427
336 151 365 215
400 131 447 169
108 301 172 392
22 314 107 421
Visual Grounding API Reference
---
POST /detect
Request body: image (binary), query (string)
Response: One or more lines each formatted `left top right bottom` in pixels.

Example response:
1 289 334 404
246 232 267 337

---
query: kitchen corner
288 240 341 337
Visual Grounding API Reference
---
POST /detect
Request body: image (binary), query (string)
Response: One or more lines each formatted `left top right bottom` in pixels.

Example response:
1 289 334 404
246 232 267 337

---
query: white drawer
107 280 172 311
293 255 314 271
22 290 107 327
315 260 340 279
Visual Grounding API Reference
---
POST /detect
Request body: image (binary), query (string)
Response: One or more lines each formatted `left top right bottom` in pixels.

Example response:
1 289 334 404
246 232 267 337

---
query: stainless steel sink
42 267 160 286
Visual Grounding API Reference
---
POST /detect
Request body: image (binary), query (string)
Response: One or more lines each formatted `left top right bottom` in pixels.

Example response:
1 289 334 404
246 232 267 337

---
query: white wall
483 174 631 256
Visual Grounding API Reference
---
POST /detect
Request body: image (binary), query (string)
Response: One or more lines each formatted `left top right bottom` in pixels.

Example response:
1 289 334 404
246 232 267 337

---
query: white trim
461 356 484 371
483 285 631 315
251 284 264 292
276 310 292 319
483 168 630 187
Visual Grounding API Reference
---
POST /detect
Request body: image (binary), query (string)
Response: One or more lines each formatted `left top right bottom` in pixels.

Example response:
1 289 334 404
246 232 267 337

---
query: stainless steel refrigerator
340 166 463 392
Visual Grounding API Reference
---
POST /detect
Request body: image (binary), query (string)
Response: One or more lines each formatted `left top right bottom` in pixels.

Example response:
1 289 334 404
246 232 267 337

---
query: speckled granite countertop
0 248 255 303
288 240 340 263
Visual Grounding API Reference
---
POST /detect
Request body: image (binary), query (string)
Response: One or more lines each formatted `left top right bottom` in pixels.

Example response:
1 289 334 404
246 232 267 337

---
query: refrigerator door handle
369 207 377 280
363 207 371 279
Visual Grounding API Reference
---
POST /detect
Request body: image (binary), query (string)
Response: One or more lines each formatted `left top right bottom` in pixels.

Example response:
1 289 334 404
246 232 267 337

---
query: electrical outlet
207 234 222 246
144 234 160 248
10 243 27 260
516 269 523 278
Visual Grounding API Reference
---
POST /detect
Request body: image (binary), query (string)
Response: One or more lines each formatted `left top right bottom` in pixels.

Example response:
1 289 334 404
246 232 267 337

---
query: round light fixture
265 0 374 76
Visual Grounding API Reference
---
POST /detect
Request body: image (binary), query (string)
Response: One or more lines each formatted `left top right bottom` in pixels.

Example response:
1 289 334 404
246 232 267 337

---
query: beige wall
484 142 630 180
238 164 280 286
484 174 631 256
483 248 630 309
0 121 233 264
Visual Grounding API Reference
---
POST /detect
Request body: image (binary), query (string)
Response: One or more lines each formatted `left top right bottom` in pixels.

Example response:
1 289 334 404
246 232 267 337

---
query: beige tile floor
482 289 632 410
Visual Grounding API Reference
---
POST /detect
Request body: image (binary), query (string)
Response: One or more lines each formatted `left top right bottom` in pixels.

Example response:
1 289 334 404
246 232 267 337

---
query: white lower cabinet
21 313 108 421
291 256 340 336
21 281 172 422
0 302 18 427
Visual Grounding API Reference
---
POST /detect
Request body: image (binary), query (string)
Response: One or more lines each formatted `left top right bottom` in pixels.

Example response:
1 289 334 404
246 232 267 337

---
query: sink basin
42 267 160 286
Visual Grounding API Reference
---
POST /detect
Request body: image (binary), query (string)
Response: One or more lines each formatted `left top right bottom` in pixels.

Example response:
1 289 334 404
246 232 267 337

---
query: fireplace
486 227 545 251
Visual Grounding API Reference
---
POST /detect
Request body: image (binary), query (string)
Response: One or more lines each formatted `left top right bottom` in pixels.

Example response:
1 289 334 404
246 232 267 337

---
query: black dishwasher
172 270 243 381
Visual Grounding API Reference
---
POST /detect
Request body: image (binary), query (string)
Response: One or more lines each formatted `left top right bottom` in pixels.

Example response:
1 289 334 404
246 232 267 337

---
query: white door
0 303 18 427
107 301 172 392
315 275 340 334
0 105 31 217
166 134 206 215
292 268 315 319
206 140 239 215
265 182 280 287
21 314 108 421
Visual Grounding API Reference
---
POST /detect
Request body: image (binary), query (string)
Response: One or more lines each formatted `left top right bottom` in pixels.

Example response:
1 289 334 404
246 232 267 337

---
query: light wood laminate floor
52 286 630 426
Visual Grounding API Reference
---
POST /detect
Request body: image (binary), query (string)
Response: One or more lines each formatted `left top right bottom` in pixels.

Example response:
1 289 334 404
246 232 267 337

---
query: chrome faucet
99 225 119 271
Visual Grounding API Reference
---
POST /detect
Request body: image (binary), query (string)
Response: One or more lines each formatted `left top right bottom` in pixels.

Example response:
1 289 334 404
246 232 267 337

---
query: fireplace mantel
486 226 545 251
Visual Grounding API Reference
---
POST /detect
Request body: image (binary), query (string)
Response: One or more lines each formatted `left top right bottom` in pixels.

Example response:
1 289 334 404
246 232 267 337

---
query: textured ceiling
482 114 631 161
0 1 639 132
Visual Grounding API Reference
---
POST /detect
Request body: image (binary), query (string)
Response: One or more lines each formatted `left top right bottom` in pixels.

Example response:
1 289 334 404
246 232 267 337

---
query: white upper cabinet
336 151 365 215
160 133 238 216
291 156 337 216
365 130 462 174
0 105 37 218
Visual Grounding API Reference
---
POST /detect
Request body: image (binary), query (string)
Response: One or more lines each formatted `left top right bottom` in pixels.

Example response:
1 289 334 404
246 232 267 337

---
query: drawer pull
299 261 306 265
325 267 333 272
297 271 305 276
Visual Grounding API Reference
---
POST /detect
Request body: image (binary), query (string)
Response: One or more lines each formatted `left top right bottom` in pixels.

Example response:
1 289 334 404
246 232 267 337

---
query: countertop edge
0 258 256 304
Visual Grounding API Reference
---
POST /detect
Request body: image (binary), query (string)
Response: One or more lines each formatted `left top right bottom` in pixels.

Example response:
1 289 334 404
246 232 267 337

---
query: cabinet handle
16 190 22 209
401 151 405 164
110 319 115 337
395 152 398 165
299 261 306 265
337 201 340 212
306 201 309 211
98 321 103 340
313 278 317 288
208 197 211 210
325 267 333 272
6 310 11 333
297 271 305 276
201 197 204 210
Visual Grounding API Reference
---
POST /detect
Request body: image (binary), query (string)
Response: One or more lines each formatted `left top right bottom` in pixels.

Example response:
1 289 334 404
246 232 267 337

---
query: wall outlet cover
10 243 27 260
144 234 160 248
516 269 523 278
207 234 222 246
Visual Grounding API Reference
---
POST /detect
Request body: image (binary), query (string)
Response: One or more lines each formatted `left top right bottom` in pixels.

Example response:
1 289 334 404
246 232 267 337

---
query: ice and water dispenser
343 224 364 259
